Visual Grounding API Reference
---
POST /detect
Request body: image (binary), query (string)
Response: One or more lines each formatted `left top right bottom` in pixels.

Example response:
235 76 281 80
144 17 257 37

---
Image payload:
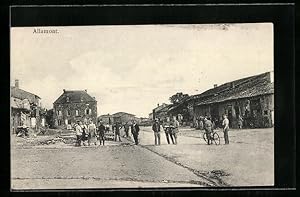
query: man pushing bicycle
204 117 213 145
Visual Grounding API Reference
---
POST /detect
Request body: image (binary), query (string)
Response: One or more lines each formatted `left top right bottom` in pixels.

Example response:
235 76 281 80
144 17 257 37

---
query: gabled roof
156 104 172 113
11 87 40 104
112 112 136 117
53 90 96 104
194 72 274 106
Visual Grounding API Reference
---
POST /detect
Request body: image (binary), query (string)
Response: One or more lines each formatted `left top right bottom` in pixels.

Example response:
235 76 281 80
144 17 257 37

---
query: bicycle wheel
202 132 207 142
212 132 220 145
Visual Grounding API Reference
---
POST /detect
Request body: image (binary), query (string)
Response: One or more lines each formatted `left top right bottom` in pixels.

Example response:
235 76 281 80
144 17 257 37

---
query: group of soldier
151 117 180 145
73 114 230 147
152 114 230 146
74 119 140 146
111 121 140 145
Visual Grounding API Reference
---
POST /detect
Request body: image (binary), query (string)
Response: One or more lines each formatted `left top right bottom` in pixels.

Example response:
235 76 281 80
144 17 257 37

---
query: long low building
164 71 274 129
98 112 138 125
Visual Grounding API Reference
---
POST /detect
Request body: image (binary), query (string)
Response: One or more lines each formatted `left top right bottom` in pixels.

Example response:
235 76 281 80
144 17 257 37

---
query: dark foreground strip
12 177 206 187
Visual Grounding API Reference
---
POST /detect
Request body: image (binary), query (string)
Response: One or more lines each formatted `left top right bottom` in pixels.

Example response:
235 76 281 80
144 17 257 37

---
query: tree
169 92 189 104
45 109 55 128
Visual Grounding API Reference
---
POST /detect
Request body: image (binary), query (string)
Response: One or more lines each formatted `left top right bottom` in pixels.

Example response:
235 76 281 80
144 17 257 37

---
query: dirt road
11 126 274 189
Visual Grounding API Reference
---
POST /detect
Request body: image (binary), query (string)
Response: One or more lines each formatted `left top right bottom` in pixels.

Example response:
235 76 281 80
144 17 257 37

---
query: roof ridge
11 86 40 98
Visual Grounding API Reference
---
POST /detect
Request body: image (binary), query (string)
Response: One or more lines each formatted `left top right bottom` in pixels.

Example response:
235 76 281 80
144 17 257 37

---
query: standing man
222 114 230 144
152 119 161 145
172 117 180 145
123 122 130 138
75 121 83 146
81 122 88 146
88 120 97 146
114 122 122 142
204 117 213 145
163 118 171 144
97 120 106 146
131 120 140 145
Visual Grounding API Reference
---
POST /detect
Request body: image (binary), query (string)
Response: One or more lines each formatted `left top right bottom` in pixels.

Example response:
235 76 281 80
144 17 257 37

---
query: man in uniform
152 119 161 145
75 121 83 146
123 122 130 138
172 117 180 145
131 120 140 145
204 117 213 145
222 114 230 144
97 120 106 146
114 122 122 142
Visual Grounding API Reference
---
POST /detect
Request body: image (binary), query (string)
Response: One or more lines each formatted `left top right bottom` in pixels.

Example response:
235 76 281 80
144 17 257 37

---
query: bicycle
202 130 220 145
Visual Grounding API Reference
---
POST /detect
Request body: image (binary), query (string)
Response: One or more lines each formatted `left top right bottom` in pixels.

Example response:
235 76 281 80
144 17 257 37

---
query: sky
11 23 273 117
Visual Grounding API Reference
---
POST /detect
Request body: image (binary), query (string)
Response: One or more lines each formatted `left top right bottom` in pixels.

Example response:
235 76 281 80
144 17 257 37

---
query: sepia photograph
10 23 274 189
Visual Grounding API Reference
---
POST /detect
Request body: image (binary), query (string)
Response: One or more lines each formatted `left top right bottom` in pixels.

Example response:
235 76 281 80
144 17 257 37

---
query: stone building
11 79 45 133
53 89 97 129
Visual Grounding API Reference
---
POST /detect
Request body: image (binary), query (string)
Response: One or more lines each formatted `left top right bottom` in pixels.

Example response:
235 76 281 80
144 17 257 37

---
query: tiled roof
53 90 96 104
194 72 274 106
156 104 172 113
11 87 40 104
168 96 190 112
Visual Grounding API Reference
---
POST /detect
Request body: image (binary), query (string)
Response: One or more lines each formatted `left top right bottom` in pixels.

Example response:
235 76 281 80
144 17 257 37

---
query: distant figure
114 122 122 142
152 119 161 145
75 121 83 146
97 121 106 146
204 117 213 145
237 115 243 129
222 114 230 144
124 122 130 138
131 120 140 145
88 120 97 146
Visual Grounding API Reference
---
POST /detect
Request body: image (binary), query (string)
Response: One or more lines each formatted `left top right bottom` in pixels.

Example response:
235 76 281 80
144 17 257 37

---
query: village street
11 126 274 189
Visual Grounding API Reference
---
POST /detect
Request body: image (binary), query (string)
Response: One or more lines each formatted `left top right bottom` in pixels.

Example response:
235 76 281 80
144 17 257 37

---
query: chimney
157 103 159 107
63 89 66 93
85 89 87 92
231 82 235 88
15 79 19 88
214 84 218 88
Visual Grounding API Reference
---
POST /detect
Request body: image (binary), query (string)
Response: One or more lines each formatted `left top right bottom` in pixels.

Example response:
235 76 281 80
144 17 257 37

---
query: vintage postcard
10 23 274 189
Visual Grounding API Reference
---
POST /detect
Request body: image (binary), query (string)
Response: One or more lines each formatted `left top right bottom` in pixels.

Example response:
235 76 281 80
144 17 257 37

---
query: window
66 110 70 116
264 110 268 115
57 110 62 116
75 110 79 116
85 108 92 115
